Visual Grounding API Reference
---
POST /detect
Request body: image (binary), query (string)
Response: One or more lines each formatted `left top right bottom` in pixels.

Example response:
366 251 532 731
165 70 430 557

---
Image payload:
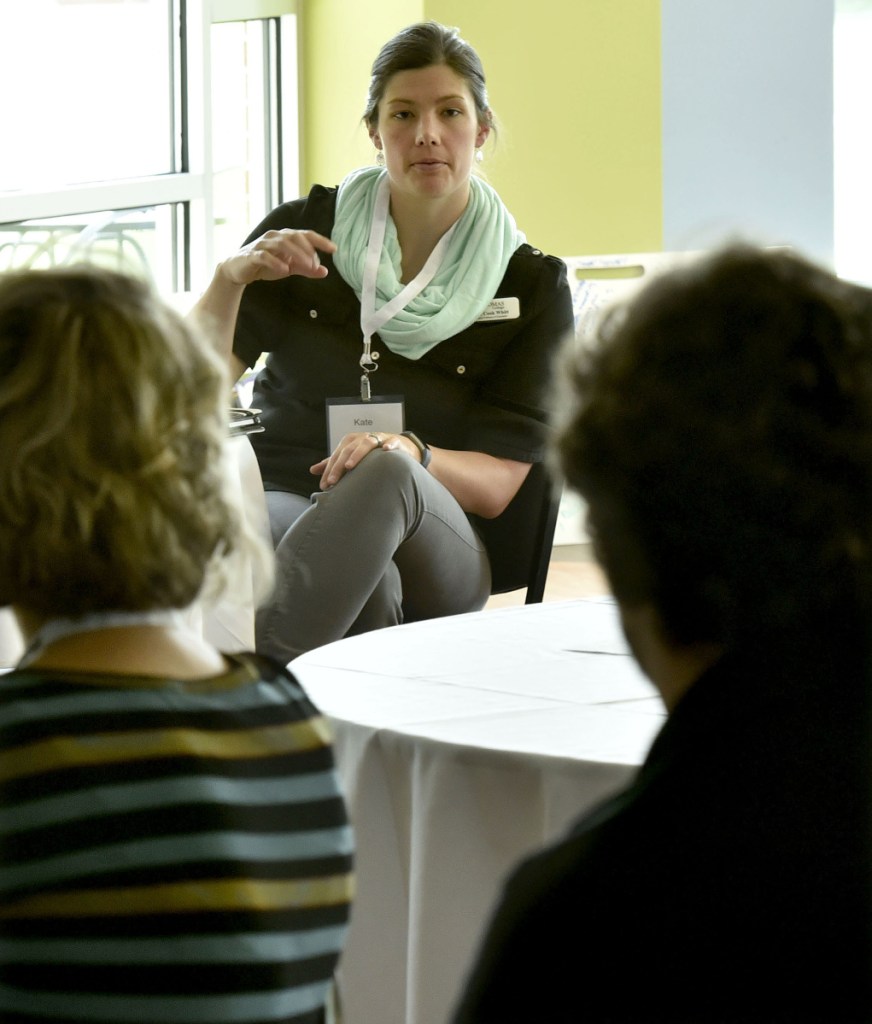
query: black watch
401 430 432 469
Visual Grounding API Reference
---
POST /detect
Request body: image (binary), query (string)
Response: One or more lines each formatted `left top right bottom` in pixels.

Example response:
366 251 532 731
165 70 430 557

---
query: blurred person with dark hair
0 265 352 1024
453 246 872 1023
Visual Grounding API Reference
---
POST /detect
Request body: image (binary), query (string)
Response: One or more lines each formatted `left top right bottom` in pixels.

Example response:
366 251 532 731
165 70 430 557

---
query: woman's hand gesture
219 229 338 287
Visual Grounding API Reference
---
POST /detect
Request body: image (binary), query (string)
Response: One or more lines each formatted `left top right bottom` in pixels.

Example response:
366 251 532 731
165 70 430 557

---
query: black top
233 185 575 495
452 627 872 1023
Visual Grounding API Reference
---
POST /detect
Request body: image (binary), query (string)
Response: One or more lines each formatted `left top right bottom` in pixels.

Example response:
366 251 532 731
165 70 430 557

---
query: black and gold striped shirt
0 653 353 1024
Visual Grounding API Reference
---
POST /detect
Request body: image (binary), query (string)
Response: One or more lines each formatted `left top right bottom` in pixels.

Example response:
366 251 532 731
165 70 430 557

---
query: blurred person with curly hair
454 246 872 1023
0 265 352 1024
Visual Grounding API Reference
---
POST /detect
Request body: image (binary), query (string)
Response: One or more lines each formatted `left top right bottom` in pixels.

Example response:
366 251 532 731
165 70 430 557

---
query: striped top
0 653 353 1024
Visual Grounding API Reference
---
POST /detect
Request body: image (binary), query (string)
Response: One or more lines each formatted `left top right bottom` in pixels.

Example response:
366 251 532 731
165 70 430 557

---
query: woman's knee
335 449 420 501
365 449 419 485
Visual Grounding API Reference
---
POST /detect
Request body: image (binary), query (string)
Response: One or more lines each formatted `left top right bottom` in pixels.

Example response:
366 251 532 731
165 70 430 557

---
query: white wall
661 0 835 265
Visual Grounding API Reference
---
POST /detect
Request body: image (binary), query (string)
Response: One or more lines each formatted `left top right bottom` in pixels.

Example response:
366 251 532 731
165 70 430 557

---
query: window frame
0 0 298 293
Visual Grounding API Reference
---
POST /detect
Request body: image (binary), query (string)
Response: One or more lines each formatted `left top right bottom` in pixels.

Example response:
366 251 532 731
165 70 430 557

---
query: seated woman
0 266 353 1024
194 21 574 663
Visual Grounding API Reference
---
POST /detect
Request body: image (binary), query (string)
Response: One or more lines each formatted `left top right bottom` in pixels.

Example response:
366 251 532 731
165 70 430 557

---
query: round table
292 597 664 1024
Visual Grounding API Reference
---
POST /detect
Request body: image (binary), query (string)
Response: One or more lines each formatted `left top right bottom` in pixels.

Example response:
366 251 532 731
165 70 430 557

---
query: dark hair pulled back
363 21 494 132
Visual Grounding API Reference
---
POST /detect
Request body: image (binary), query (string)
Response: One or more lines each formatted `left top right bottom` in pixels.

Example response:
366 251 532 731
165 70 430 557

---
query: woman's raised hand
219 229 337 287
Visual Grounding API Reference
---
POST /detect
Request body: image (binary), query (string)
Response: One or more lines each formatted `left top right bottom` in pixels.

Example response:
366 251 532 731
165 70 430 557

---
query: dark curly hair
554 245 872 648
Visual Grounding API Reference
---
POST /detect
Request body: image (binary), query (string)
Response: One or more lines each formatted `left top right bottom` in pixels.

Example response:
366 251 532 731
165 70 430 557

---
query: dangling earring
474 149 484 164
375 151 385 166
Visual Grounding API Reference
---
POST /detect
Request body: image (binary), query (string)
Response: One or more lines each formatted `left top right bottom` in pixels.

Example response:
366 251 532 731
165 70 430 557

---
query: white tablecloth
292 597 665 1024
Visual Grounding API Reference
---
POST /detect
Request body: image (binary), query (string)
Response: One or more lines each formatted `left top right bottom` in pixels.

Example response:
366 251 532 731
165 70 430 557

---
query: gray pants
256 450 491 663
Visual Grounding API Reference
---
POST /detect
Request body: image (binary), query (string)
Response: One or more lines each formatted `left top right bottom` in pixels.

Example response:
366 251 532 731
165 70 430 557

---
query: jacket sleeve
231 186 339 372
467 250 576 462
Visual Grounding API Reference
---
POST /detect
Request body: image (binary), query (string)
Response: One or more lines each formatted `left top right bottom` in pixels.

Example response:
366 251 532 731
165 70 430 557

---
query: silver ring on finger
367 432 383 448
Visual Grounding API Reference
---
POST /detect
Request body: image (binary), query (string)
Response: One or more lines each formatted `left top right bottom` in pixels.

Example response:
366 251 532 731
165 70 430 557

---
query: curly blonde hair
0 265 244 616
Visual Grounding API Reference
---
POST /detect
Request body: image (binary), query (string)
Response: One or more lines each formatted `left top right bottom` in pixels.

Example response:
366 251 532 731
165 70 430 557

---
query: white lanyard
358 175 457 399
17 609 184 670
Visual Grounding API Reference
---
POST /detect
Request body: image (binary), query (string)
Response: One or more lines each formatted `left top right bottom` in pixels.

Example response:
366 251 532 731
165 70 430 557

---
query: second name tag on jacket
326 395 405 452
475 297 520 322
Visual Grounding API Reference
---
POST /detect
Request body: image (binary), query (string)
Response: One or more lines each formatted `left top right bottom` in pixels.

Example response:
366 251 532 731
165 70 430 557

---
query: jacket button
309 309 318 318
457 365 466 374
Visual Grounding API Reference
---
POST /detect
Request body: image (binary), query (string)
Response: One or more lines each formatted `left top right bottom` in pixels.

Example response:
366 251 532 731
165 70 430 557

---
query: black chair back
468 461 561 603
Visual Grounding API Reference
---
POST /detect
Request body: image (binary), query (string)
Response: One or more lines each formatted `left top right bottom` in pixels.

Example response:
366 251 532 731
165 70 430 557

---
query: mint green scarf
332 166 525 361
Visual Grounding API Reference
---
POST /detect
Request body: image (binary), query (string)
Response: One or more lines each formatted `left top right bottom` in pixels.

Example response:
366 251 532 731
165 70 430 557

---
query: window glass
211 20 270 255
0 206 182 293
0 4 299 294
0 0 174 194
834 0 872 285
210 15 299 258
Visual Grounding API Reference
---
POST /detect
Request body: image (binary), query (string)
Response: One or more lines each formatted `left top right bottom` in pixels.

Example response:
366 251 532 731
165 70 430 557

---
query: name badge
476 297 520 323
325 395 405 452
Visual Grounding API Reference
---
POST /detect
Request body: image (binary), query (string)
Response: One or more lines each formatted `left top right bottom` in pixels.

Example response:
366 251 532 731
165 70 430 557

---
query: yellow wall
299 0 423 190
300 0 662 257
